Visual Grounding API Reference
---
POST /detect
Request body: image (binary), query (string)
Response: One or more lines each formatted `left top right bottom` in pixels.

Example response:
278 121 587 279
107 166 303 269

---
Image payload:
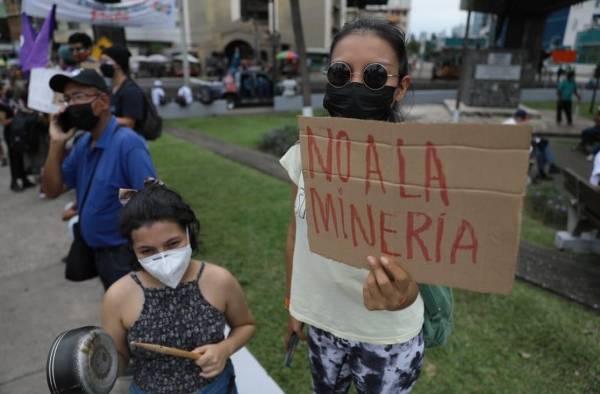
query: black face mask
323 82 396 121
100 63 115 79
65 102 99 131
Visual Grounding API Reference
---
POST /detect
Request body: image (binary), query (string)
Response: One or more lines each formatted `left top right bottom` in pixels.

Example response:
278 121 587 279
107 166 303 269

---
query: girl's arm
285 185 297 309
101 285 130 376
193 270 256 378
284 185 306 343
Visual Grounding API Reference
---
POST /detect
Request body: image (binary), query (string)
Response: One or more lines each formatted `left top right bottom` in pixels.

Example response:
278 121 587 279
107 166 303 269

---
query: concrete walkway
0 164 283 393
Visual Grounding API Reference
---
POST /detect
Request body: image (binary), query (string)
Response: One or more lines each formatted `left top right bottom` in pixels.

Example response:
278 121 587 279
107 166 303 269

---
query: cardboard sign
27 68 66 114
298 117 532 294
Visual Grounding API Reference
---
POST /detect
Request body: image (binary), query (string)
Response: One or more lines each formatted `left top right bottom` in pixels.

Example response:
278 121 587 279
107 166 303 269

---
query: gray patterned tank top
127 262 227 394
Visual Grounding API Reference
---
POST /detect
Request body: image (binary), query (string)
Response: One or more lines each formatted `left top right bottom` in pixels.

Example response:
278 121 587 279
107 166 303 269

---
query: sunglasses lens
363 63 389 90
327 62 351 88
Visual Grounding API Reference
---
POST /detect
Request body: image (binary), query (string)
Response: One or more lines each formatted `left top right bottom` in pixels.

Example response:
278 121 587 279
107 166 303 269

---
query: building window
241 0 268 21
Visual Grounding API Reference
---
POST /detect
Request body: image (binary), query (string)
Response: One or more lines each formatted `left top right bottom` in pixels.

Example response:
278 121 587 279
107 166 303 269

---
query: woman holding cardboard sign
280 19 425 393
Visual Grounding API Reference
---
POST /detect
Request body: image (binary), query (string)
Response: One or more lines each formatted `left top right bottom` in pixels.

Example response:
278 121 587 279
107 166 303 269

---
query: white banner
22 0 177 28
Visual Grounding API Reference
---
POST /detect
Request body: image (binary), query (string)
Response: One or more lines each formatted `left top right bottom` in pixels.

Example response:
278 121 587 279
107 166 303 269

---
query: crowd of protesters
2 20 600 393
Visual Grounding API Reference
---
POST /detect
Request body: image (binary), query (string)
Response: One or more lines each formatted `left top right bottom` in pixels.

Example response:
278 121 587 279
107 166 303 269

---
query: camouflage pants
307 326 424 394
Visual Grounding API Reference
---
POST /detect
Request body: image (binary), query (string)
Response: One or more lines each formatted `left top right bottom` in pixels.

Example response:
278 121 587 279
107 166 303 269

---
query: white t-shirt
281 78 297 97
177 85 193 105
590 152 600 186
280 144 424 345
151 87 165 107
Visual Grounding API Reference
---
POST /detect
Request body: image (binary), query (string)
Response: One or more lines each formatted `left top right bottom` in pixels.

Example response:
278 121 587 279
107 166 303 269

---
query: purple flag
19 12 37 67
20 4 56 72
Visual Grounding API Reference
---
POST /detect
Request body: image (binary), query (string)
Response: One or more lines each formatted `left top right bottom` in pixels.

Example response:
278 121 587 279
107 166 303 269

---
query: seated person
503 109 559 181
102 181 256 393
590 151 600 190
176 85 193 107
151 80 166 107
575 109 600 158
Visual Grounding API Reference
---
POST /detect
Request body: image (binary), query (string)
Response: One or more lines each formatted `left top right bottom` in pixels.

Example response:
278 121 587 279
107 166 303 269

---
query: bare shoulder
201 261 237 285
103 273 140 307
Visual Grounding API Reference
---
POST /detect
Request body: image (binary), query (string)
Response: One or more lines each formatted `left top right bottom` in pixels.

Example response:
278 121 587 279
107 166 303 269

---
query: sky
408 0 468 37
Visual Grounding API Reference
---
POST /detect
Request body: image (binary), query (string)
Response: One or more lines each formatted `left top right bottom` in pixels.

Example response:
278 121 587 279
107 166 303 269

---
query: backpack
8 111 41 153
129 80 162 141
419 284 454 348
140 91 162 141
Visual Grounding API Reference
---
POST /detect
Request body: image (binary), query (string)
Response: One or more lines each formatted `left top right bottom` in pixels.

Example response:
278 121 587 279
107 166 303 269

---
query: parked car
192 70 274 108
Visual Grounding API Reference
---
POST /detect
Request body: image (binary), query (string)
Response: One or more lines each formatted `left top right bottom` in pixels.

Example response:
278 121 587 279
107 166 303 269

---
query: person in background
42 69 156 289
281 74 298 97
0 82 7 167
503 109 559 182
2 89 37 192
575 109 600 160
590 150 600 190
102 181 256 394
556 70 581 126
57 44 77 72
150 80 166 107
68 32 95 69
176 84 193 107
100 46 146 134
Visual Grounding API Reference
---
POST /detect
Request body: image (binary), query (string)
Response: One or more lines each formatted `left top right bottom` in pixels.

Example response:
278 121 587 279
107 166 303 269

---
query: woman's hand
284 314 306 349
193 342 231 379
362 256 418 311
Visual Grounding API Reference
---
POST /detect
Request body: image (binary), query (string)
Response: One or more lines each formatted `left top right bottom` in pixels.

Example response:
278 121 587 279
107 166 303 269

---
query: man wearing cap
99 45 146 134
42 69 156 289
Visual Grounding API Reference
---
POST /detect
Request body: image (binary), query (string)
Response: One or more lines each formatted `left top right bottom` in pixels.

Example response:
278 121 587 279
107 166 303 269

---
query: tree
290 0 313 116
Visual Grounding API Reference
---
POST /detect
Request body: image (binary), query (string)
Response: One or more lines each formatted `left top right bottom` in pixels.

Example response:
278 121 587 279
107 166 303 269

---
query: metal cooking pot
46 326 118 394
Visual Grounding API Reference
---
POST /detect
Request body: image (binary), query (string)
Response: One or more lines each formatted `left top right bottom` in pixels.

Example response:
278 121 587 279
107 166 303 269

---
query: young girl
102 180 255 394
280 19 424 393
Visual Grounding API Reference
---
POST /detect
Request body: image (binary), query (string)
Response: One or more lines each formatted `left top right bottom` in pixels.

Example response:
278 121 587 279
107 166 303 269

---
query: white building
563 0 600 48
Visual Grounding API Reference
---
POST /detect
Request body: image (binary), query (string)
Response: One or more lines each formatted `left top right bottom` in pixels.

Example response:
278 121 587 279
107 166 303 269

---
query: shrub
257 125 298 157
526 183 568 228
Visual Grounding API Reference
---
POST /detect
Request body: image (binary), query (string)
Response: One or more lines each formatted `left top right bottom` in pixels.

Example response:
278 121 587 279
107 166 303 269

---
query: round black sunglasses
325 61 399 91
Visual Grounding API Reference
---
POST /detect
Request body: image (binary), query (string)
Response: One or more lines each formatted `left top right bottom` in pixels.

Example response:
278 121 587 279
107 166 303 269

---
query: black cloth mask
323 82 396 121
66 102 99 131
100 63 115 79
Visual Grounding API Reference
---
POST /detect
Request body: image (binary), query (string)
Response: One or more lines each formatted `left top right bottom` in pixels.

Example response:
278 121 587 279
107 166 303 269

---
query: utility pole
178 0 191 87
290 0 313 116
454 9 471 123
268 0 280 83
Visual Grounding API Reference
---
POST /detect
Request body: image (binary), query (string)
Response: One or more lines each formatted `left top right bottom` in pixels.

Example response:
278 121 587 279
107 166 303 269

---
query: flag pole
178 0 191 87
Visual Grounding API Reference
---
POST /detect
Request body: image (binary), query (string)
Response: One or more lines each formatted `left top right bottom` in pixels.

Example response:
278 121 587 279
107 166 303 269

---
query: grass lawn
165 113 297 149
165 113 562 250
523 100 595 120
148 134 600 393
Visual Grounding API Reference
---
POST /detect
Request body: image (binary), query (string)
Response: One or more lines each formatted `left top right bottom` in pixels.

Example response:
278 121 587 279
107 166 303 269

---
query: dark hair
329 18 409 83
514 109 528 120
68 32 93 49
120 183 201 269
329 18 410 122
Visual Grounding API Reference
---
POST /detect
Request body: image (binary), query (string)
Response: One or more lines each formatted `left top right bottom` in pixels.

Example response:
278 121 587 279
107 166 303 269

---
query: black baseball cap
49 68 109 94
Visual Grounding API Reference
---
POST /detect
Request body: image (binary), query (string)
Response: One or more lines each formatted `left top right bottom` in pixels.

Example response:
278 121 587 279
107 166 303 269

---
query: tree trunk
289 0 313 116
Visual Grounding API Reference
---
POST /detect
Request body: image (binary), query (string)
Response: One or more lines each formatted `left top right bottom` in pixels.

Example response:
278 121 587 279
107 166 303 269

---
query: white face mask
138 234 192 288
